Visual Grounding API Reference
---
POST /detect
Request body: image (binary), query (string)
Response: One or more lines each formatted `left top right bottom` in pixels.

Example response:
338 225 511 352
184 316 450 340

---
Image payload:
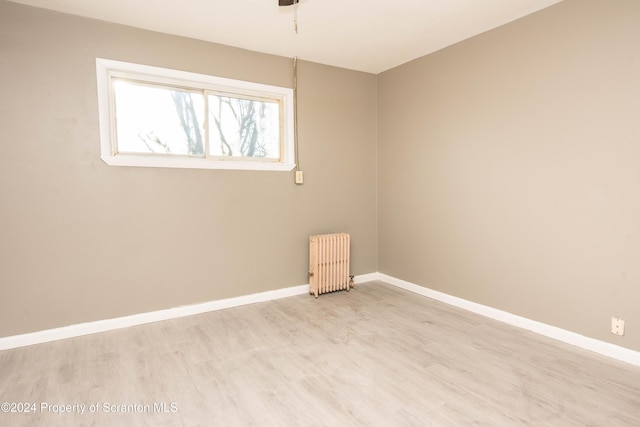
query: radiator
309 233 353 298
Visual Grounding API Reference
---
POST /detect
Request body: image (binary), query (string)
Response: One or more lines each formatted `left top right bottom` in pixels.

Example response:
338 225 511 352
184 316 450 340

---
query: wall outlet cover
611 317 625 336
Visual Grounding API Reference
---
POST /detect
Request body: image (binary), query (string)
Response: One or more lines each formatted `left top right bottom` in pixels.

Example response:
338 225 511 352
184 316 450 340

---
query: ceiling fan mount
279 0 300 6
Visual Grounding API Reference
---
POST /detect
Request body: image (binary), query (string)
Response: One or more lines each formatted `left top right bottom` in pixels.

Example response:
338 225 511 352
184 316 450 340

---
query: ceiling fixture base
279 0 300 6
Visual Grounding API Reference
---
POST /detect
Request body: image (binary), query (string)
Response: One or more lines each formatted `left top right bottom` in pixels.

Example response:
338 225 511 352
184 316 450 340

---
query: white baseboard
3 272 638 367
377 273 640 367
0 274 374 351
352 272 379 283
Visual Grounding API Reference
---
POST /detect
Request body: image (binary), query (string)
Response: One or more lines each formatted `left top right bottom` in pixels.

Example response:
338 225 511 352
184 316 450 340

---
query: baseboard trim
377 273 640 367
353 272 379 283
4 272 638 366
0 274 374 351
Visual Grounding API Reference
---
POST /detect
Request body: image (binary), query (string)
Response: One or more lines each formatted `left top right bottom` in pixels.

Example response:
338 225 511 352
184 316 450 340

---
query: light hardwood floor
1 281 639 426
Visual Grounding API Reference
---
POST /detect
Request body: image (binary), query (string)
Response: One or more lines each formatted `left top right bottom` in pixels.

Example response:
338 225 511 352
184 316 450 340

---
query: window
96 58 295 171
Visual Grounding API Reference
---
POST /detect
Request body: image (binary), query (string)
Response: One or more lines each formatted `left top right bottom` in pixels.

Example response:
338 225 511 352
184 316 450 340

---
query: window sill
101 154 296 171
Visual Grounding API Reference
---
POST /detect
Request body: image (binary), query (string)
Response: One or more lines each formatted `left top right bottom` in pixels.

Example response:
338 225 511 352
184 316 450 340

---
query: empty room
1 0 639 425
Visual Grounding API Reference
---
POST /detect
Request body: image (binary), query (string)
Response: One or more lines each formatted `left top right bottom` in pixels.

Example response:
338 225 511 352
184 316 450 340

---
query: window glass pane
114 79 205 156
208 94 280 159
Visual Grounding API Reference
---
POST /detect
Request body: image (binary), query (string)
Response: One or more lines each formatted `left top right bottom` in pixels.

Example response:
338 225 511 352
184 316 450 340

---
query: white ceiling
9 0 563 73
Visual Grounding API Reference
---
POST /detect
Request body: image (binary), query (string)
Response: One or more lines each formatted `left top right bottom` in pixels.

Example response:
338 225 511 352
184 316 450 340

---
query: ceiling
9 0 563 73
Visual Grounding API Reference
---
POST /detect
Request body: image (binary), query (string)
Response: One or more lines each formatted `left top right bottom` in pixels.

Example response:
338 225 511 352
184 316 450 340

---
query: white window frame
96 58 295 171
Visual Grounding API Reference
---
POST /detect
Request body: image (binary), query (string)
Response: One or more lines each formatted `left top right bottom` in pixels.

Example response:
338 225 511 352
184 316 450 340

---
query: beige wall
0 1 378 337
378 0 640 351
2 0 638 355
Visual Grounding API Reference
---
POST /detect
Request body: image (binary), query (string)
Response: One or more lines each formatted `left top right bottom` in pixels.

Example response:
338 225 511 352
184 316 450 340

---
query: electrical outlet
611 317 625 336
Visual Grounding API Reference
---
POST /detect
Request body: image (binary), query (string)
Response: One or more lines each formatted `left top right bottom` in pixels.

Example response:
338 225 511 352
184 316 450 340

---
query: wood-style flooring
1 281 639 426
